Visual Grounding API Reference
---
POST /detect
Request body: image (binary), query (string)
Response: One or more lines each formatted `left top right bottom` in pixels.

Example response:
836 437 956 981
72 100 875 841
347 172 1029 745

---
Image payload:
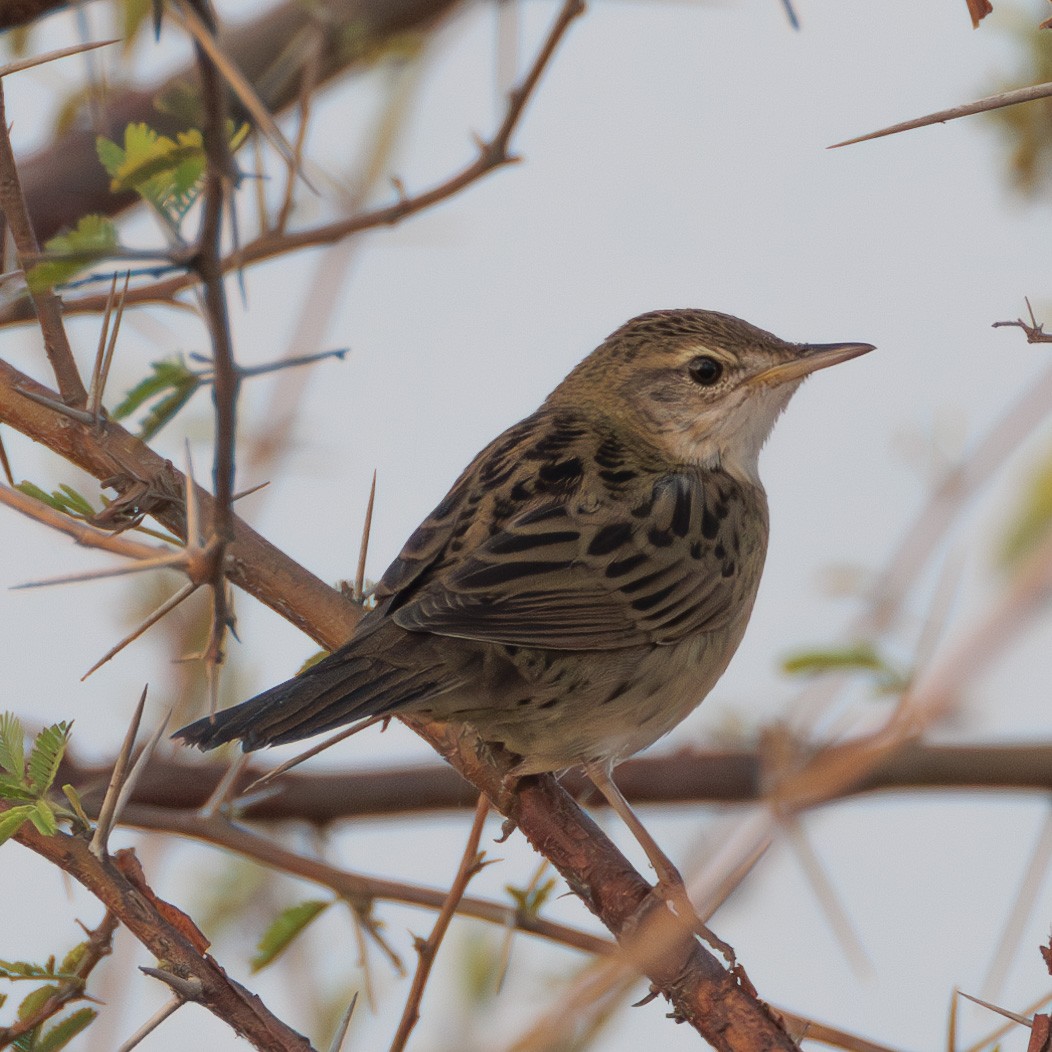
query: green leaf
27 723 71 795
0 959 52 979
112 357 201 440
59 942 87 976
96 120 249 225
505 877 557 918
781 643 907 693
16 482 97 520
250 899 331 972
55 486 95 518
28 800 57 837
0 805 35 846
0 776 36 801
296 649 331 675
61 785 92 829
17 982 59 1020
120 0 154 50
1000 452 1052 570
0 712 25 779
34 1008 97 1052
26 215 118 293
96 123 206 222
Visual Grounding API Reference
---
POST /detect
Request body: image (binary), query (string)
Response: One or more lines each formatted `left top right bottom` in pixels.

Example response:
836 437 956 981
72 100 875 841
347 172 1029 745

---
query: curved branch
10 815 313 1051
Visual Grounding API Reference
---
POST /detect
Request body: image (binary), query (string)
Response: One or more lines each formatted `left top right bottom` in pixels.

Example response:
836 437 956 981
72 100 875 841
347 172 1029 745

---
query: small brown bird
178 309 872 881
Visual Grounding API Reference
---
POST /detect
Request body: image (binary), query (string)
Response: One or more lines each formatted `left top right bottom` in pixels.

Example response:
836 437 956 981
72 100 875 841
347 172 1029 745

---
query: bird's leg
585 763 684 887
584 763 737 967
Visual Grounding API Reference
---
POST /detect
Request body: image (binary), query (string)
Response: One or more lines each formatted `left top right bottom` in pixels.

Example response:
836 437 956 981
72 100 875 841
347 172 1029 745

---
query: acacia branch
52 740 1052 825
0 80 86 404
0 222 798 1052
12 0 464 249
9 817 314 1051
2 0 585 325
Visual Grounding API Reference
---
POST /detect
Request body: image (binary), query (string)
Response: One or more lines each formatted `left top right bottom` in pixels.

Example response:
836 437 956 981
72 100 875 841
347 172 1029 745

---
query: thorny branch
0 909 117 1049
8 815 315 1052
0 79 85 404
187 0 240 706
1 0 588 325
0 3 803 1048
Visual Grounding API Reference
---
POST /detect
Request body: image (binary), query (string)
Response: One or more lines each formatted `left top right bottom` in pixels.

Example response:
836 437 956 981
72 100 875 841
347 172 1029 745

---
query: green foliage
0 713 25 783
26 724 71 797
22 1007 97 1051
0 956 96 1050
297 649 331 674
15 482 96 521
25 215 119 293
0 807 36 848
0 716 72 845
505 877 557 919
96 120 248 227
986 23 1052 197
1000 451 1052 569
781 642 906 693
120 0 155 51
112 356 202 441
251 899 332 972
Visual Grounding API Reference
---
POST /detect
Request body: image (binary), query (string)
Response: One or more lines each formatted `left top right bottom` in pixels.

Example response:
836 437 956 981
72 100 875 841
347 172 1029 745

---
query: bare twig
115 996 183 1052
0 909 118 1048
119 800 610 957
0 82 85 404
179 0 244 719
34 0 589 322
389 795 490 1052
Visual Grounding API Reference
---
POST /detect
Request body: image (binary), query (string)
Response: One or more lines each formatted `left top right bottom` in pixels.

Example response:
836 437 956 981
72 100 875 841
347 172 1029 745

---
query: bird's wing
391 472 761 650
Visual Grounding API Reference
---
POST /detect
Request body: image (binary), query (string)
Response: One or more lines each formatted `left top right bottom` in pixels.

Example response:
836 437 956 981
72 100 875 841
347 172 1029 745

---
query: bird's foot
653 873 737 969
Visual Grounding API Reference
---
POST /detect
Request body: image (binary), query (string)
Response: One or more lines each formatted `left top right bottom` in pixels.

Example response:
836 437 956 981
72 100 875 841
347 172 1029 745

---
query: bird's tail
174 652 445 752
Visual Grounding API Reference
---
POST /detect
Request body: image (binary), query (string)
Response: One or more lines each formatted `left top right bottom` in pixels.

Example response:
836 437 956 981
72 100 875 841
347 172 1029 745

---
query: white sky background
3 0 1052 1049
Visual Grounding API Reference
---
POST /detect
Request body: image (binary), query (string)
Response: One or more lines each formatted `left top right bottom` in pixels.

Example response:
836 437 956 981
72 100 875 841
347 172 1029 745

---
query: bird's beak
750 341 875 387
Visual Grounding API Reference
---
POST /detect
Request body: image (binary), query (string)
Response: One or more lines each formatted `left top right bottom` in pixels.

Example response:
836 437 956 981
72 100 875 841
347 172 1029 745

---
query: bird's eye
688 355 723 386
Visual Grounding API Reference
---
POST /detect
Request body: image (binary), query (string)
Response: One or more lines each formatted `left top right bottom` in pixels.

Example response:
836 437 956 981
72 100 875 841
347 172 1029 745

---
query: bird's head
548 309 874 482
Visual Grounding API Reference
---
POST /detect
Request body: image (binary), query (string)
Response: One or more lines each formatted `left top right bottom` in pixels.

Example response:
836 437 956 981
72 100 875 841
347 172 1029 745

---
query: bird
177 309 873 885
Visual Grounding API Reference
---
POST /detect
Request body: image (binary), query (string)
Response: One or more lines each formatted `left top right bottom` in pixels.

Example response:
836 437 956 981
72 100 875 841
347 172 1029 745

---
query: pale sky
2 1 1052 1049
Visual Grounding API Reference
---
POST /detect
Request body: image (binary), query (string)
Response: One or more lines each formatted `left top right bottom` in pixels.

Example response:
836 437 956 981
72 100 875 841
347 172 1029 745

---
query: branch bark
9 817 314 1051
53 740 1052 824
0 305 797 1052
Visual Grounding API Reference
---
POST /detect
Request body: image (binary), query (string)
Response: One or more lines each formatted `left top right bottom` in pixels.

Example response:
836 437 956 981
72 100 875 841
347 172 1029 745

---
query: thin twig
189 0 240 713
115 996 183 1052
389 795 490 1052
0 82 86 404
45 0 588 322
119 801 611 957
